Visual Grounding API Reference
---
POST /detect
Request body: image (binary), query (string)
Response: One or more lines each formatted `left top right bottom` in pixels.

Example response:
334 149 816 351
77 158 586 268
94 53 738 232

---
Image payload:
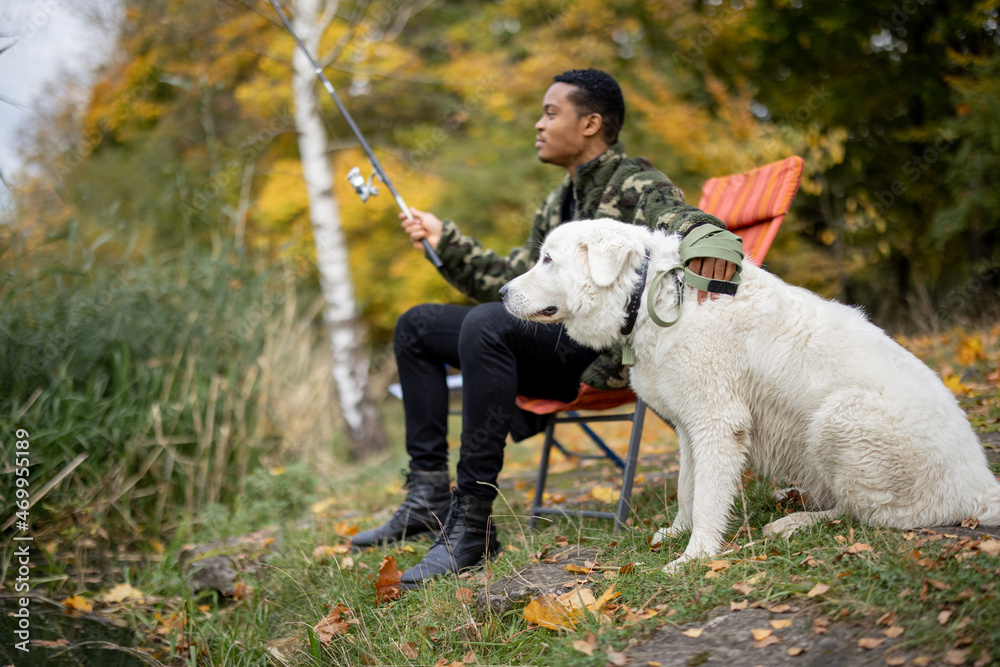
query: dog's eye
542 253 552 265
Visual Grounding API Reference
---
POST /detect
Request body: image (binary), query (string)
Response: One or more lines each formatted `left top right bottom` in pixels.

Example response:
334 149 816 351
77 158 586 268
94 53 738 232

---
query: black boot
399 493 501 590
350 470 451 549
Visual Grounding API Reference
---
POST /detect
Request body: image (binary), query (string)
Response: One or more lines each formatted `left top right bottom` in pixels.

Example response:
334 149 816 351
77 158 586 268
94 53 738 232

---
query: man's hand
687 257 738 304
400 207 444 250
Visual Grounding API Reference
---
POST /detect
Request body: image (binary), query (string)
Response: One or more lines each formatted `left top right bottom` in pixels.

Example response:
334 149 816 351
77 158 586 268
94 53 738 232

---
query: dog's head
501 219 654 349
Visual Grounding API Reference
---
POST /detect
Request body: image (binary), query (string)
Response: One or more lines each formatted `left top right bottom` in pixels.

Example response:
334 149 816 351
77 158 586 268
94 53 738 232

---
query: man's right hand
400 207 443 250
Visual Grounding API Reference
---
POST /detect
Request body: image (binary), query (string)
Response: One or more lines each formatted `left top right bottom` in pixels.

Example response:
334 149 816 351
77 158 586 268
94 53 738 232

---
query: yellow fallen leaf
858 637 885 650
956 336 984 365
770 619 792 629
750 628 772 641
730 600 749 611
755 635 782 648
846 542 872 554
806 582 830 598
572 632 598 656
731 581 753 595
768 603 792 613
104 583 144 604
682 628 704 638
589 486 616 504
63 595 93 612
885 657 906 666
707 560 730 571
943 374 968 395
523 594 583 631
787 646 807 656
883 625 905 638
746 572 767 585
399 640 418 659
937 610 953 625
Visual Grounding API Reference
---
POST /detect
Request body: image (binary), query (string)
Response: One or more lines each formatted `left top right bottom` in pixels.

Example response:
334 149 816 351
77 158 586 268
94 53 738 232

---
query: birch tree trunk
290 0 387 457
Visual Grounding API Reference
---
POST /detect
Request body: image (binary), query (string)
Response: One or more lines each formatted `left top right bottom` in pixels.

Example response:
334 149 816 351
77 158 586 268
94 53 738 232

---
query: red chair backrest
697 156 804 266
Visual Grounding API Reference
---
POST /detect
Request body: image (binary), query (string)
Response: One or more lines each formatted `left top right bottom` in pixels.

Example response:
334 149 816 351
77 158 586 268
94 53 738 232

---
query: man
350 69 738 589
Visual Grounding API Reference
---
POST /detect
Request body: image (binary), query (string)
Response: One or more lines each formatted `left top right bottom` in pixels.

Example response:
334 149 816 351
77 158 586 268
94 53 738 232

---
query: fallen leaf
858 637 885 650
313 604 351 644
606 648 628 666
768 603 792 613
883 625 905 638
974 648 992 667
456 588 474 603
787 647 807 656
806 582 830 598
564 563 595 574
332 520 359 537
704 570 719 579
913 657 932 666
938 610 953 625
232 582 252 600
399 641 418 659
977 538 1000 557
589 485 616 503
960 517 980 530
62 596 93 612
731 581 753 595
956 336 983 365
730 600 749 611
846 542 873 554
746 572 768 585
770 619 793 629
750 628 773 641
103 583 144 604
647 662 663 667
462 650 477 664
885 656 906 666
572 632 598 656
876 611 898 626
755 635 782 648
375 556 402 604
707 560 730 571
682 628 704 638
945 649 968 665
340 556 354 569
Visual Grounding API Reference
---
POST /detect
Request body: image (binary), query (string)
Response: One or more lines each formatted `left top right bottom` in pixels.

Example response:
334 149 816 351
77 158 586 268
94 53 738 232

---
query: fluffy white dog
501 218 1000 570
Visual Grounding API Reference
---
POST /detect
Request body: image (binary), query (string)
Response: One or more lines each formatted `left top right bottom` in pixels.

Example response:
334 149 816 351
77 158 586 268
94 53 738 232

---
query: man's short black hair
553 69 625 145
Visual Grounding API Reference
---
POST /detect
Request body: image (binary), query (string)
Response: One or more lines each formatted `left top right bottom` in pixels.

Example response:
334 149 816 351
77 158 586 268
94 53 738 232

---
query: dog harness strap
619 249 651 337
679 225 745 295
647 265 685 328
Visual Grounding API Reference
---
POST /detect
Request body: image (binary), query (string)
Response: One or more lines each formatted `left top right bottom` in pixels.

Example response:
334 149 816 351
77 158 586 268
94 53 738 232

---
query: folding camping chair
523 155 805 530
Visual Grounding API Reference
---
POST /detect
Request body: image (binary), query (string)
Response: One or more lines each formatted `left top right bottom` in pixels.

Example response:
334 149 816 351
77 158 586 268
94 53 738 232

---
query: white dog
501 218 1000 570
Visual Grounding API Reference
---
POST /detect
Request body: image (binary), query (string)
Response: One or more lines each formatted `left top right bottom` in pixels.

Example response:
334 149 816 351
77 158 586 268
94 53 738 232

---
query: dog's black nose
499 283 509 298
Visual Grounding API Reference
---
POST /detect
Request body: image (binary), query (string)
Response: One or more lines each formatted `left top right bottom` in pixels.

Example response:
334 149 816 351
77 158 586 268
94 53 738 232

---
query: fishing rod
268 0 443 268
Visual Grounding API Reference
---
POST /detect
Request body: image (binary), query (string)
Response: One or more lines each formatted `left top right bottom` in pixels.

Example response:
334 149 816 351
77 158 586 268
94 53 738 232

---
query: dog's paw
650 523 687 546
661 553 694 574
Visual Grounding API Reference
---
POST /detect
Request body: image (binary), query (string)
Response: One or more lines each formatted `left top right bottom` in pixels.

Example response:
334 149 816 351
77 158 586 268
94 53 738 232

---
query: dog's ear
584 233 632 287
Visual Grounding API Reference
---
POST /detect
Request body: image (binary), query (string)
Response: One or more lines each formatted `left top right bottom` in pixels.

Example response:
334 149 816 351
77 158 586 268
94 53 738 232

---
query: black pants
394 302 600 499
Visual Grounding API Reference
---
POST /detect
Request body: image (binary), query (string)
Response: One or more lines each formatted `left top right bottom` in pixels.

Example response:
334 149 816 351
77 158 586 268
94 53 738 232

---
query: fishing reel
346 166 380 203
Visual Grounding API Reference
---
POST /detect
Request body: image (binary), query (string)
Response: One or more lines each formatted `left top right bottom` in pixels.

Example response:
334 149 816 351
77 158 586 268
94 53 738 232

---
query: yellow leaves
103 583 144 605
943 374 969 395
588 485 616 504
522 584 620 631
682 627 704 638
770 619 793 629
956 335 984 365
63 595 93 612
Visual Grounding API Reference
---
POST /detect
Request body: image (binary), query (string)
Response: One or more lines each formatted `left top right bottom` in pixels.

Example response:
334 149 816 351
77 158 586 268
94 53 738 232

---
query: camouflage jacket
433 142 725 390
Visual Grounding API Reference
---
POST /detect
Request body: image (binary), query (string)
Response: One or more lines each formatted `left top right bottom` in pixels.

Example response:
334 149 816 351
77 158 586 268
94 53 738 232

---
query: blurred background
2 0 998 542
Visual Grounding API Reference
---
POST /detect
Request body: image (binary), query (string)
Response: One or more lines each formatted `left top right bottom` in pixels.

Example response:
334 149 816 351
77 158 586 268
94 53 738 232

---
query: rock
179 526 279 596
476 545 599 616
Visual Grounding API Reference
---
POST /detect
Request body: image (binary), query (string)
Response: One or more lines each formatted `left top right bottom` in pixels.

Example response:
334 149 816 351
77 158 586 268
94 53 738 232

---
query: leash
621 227 745 366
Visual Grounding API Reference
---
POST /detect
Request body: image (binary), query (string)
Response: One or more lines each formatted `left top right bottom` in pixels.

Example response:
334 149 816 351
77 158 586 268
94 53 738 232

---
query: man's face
535 82 593 169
